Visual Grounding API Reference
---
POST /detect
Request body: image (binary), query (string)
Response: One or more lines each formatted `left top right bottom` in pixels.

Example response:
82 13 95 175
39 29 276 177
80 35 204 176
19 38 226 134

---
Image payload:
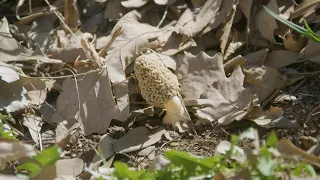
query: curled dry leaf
177 52 258 124
218 0 238 55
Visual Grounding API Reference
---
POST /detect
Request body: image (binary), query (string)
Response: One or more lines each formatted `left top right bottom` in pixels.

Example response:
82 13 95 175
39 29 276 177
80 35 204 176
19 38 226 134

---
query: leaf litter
1 0 320 179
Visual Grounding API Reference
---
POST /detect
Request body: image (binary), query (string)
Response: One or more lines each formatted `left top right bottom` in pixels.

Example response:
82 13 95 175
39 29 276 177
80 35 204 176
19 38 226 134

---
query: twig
305 104 320 124
157 5 169 28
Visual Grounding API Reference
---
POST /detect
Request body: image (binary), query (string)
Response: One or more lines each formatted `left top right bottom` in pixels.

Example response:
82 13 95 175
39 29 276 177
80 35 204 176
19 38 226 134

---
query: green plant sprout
16 146 62 178
263 5 320 43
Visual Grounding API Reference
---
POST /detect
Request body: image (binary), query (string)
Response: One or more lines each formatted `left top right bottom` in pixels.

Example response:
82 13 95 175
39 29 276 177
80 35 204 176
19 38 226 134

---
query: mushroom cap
134 53 180 107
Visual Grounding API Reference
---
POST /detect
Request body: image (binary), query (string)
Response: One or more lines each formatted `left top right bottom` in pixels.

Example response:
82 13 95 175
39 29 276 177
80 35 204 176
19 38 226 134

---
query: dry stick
306 104 320 124
98 25 122 57
157 5 169 28
44 0 78 40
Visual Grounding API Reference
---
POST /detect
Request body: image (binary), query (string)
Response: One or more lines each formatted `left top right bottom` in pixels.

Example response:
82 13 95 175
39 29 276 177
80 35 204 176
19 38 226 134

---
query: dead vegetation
0 0 320 179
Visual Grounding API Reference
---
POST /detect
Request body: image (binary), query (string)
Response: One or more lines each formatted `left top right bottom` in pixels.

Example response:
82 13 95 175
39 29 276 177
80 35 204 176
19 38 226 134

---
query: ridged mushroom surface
134 54 180 107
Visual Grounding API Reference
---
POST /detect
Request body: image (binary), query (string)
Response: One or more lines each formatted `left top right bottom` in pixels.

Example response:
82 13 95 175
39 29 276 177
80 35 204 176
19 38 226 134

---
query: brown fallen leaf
63 0 80 32
264 50 300 69
94 127 166 162
244 49 269 66
290 0 320 19
175 0 222 37
218 0 238 55
104 0 128 21
243 66 287 102
278 0 295 19
114 126 166 153
300 30 320 64
22 114 43 145
254 0 279 42
50 70 119 135
177 52 258 124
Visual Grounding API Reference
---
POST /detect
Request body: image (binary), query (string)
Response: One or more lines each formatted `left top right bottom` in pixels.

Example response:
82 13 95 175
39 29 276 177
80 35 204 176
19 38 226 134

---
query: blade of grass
263 5 320 43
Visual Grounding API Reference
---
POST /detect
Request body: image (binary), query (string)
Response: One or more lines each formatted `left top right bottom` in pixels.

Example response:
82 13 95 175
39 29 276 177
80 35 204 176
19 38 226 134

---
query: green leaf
266 131 278 148
165 150 217 176
32 146 61 167
114 162 141 180
16 162 42 178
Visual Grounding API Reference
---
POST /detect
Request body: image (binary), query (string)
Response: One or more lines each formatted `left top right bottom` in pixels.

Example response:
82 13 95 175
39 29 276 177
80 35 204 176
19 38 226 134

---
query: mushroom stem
163 95 191 125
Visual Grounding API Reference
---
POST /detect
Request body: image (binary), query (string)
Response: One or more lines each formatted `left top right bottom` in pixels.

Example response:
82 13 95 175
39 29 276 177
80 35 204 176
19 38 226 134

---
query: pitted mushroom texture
134 54 180 107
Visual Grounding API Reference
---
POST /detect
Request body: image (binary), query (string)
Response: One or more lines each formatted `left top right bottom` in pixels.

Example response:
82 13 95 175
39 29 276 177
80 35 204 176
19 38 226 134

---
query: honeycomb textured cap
134 54 180 107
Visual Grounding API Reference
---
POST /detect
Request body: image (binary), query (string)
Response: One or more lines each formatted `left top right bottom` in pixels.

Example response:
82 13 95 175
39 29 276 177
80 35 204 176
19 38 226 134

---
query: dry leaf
177 52 258 124
300 31 320 64
104 0 128 21
51 70 119 135
63 0 80 32
224 55 246 75
35 158 84 180
239 0 253 20
160 32 197 56
222 29 245 60
264 50 300 69
0 66 20 83
244 48 269 66
290 0 320 19
205 0 235 34
246 106 283 125
243 66 287 102
0 80 29 113
0 17 61 64
114 126 166 153
95 127 165 162
219 1 239 56
278 0 295 19
175 0 222 37
23 79 55 105
23 114 43 145
0 138 36 163
254 0 279 42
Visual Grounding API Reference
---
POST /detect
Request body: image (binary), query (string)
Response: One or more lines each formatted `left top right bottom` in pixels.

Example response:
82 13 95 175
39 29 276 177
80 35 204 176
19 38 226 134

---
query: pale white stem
163 95 191 125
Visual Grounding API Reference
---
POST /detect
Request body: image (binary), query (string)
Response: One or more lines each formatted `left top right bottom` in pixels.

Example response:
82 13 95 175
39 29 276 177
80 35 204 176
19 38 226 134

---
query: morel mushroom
134 53 191 132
